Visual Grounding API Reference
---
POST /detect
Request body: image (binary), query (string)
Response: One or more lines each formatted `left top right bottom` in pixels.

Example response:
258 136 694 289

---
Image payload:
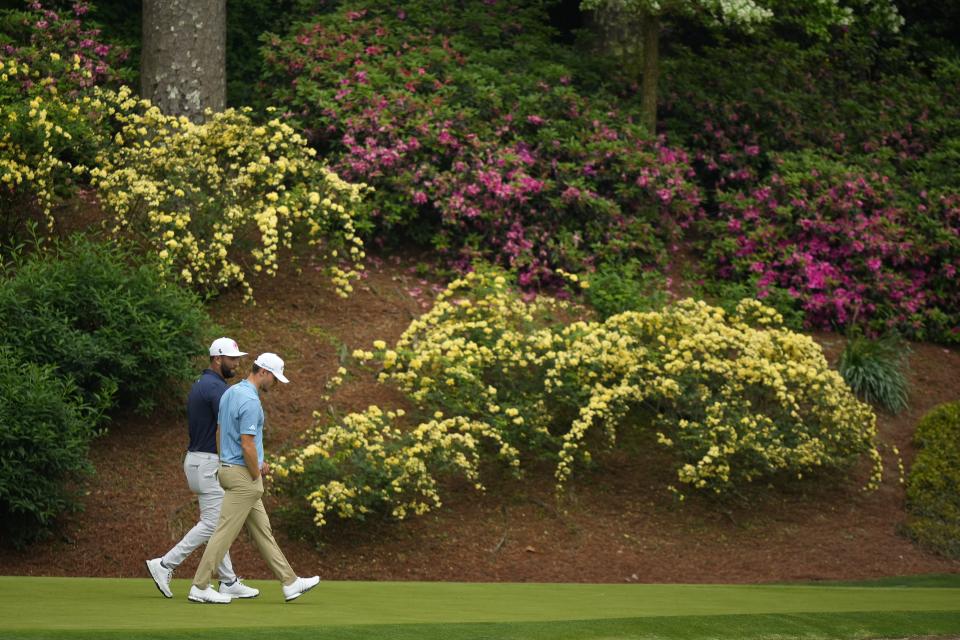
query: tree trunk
141 0 226 122
640 12 660 135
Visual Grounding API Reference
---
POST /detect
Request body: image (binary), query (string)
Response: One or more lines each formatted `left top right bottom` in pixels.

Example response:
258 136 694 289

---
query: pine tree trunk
141 0 226 122
640 12 660 135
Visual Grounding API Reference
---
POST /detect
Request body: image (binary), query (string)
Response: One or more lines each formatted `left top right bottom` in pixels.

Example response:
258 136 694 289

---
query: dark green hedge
0 237 210 414
0 349 100 548
904 401 960 559
0 237 212 546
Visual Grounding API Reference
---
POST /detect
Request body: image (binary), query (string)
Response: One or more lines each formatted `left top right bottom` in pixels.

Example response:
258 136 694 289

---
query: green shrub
838 332 909 414
0 236 211 414
904 401 960 559
0 348 100 548
583 260 668 319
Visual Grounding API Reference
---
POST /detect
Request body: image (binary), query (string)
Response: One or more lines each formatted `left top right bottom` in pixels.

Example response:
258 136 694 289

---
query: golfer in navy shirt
146 338 259 600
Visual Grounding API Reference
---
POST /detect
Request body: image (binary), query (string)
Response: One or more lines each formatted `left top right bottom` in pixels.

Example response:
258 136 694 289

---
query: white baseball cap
254 352 289 383
209 337 247 357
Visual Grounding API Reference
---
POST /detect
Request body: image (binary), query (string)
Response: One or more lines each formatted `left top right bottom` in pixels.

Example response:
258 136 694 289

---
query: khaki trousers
192 464 296 588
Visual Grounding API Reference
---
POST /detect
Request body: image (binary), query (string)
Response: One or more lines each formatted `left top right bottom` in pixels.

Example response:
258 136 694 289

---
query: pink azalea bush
662 34 960 340
706 154 960 339
253 0 959 339
0 1 130 98
260 3 702 286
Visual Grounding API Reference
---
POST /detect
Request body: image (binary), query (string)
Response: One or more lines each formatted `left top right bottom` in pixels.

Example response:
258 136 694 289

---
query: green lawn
1 576 958 639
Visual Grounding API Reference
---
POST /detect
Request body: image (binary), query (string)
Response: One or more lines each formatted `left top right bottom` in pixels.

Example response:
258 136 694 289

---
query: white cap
209 337 247 357
254 352 289 383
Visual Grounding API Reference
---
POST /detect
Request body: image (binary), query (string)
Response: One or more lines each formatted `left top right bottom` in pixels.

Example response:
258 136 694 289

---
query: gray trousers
162 451 235 581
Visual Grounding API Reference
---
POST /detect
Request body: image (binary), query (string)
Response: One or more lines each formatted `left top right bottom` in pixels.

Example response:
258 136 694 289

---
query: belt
186 451 219 461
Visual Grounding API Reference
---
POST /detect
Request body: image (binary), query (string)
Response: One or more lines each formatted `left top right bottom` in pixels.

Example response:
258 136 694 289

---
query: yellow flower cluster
1 63 91 231
90 88 370 301
272 405 519 527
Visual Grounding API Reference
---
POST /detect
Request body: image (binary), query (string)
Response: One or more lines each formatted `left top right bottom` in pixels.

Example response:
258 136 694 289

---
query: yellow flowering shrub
272 405 519 527
276 266 881 534
549 298 882 495
0 62 101 234
395 269 881 495
90 87 370 300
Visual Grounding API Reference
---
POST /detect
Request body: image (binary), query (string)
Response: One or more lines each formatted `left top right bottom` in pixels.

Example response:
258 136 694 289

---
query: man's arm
241 434 260 480
237 399 269 479
211 385 226 457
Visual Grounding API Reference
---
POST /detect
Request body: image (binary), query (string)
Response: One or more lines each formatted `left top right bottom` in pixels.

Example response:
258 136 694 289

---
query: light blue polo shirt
218 380 265 467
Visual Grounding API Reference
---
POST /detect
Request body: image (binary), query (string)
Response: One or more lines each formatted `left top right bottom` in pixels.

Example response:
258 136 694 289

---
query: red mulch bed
1 252 959 584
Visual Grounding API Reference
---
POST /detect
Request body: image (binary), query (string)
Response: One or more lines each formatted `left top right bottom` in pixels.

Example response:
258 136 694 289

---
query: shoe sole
145 560 173 599
284 581 319 602
188 596 231 604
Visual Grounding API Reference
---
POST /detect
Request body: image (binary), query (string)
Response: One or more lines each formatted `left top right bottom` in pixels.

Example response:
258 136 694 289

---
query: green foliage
904 401 960 559
695 278 805 331
837 332 909 413
662 24 960 196
581 0 775 32
584 0 903 37
583 260 668 319
226 0 316 107
0 236 211 414
0 347 100 548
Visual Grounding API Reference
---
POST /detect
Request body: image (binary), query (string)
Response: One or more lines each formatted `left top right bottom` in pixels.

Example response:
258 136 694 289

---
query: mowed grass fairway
1 576 959 640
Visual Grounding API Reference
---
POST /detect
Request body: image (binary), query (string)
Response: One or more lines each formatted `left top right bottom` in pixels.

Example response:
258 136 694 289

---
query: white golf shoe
219 578 259 599
282 576 320 602
145 558 173 598
188 585 232 604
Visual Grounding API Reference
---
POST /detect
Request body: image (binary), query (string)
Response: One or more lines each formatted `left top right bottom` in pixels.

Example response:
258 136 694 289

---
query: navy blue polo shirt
186 369 228 454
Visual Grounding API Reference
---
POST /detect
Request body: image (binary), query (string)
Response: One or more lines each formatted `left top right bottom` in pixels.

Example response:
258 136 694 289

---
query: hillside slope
1 254 958 583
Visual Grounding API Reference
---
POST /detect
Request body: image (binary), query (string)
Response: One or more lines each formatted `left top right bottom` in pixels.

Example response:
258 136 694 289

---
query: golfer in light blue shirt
188 353 320 604
218 379 265 468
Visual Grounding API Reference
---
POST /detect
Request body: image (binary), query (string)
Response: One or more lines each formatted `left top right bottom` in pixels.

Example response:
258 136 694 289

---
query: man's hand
259 462 270 477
